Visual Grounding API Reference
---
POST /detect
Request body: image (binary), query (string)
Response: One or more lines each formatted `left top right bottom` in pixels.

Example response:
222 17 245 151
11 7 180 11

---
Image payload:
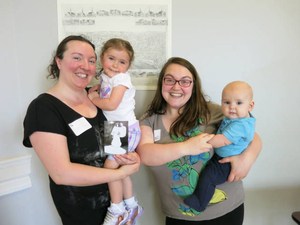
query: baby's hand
88 91 99 101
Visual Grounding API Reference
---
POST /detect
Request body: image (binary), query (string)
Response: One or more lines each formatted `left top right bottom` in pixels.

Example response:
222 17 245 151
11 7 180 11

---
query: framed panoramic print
57 0 172 90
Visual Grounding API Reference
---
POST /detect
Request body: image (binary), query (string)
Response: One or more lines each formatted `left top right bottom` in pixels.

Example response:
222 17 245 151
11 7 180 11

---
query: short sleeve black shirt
23 93 110 225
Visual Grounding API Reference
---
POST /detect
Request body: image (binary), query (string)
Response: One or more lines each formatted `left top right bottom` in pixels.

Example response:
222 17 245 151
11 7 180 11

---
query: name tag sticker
154 129 161 142
69 117 92 136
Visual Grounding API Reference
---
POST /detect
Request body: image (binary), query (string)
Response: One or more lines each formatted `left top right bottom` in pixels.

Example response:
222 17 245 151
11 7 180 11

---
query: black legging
166 203 244 225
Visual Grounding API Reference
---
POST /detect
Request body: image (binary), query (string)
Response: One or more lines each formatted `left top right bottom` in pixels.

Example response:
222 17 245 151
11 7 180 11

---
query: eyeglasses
163 77 193 87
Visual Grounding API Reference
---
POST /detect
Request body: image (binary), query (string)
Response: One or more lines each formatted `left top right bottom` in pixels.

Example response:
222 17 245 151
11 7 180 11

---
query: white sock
108 201 126 214
124 196 138 209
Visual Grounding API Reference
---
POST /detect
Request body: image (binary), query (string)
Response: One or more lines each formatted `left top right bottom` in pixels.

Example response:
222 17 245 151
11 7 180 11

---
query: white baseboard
0 176 32 196
0 155 32 197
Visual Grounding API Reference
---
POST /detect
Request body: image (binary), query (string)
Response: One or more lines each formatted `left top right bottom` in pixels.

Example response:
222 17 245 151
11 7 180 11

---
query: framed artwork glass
57 0 172 90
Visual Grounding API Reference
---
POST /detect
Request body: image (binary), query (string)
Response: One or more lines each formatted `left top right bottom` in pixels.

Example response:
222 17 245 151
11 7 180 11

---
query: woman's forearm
30 132 138 186
241 132 262 164
136 142 187 166
220 132 262 182
136 126 213 166
53 163 128 186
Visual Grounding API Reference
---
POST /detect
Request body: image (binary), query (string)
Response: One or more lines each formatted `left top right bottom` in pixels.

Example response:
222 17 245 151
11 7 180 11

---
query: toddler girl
88 38 143 225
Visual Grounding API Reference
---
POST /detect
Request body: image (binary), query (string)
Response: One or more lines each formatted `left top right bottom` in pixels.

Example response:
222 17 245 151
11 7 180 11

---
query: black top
23 93 109 225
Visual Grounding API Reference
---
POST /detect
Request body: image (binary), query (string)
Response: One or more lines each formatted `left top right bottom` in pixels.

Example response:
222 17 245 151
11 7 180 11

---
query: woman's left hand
114 152 139 165
219 133 262 182
219 153 252 182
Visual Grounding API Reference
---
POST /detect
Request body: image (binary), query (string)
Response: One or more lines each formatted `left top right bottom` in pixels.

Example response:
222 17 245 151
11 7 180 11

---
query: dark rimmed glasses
163 77 193 87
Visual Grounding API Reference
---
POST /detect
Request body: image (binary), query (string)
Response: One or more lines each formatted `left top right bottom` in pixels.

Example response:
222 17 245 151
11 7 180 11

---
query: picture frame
57 0 172 90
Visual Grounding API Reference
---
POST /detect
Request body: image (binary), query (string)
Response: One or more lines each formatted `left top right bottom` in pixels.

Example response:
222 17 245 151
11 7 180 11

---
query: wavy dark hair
144 57 211 137
47 35 96 79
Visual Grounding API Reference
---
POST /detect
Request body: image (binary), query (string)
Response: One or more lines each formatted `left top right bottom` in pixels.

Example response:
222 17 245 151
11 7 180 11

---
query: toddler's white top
99 72 137 125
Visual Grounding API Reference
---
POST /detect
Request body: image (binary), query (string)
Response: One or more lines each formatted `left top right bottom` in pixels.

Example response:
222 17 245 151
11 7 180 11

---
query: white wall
0 0 61 224
1 0 300 224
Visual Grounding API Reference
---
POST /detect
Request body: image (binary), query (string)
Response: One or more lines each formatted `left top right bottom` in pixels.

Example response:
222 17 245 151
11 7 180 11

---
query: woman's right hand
184 133 214 156
119 154 140 176
114 152 139 165
137 125 214 166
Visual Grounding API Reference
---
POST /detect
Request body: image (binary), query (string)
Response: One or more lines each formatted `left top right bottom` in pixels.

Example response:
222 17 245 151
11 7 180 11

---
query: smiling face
221 81 255 119
162 63 194 111
100 47 130 78
55 40 96 90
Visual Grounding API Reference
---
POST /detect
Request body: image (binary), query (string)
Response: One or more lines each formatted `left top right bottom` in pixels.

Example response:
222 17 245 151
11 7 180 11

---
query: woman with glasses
136 57 262 225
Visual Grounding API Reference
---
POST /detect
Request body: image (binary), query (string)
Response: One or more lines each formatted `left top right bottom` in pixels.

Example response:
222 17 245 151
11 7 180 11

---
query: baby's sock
124 196 138 209
109 201 126 214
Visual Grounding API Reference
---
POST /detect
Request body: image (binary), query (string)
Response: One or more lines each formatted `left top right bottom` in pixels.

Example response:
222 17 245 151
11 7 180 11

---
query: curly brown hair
47 35 96 79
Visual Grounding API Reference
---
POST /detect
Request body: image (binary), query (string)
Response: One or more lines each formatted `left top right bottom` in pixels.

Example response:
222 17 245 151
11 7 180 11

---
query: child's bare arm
89 85 127 111
208 134 232 148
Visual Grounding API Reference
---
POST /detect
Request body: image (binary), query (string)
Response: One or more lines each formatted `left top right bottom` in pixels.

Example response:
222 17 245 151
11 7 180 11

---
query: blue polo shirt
215 113 256 157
